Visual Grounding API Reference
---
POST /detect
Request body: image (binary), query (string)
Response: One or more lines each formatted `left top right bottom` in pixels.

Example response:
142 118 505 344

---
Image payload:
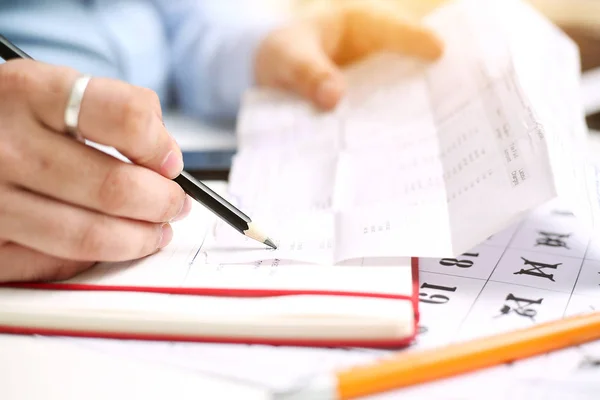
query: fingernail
160 149 183 178
158 223 173 249
316 78 343 109
172 195 192 222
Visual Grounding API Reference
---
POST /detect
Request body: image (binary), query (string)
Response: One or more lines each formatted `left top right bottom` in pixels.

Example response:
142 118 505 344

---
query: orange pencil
274 312 600 399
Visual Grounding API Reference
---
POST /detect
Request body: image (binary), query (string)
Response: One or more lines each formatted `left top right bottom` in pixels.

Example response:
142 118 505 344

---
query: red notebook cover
0 258 420 348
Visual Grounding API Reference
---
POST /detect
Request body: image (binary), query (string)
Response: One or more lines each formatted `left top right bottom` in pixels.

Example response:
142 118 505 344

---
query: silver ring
64 74 91 141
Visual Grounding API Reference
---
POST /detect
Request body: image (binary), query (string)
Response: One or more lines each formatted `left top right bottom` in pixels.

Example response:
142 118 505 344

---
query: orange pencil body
337 312 600 399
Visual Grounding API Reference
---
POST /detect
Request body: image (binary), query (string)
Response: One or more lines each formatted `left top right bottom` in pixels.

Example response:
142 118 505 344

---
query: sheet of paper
208 0 598 267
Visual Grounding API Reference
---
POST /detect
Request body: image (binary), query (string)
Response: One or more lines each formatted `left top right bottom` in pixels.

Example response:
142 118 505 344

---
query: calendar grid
562 230 593 319
453 218 527 333
415 199 600 349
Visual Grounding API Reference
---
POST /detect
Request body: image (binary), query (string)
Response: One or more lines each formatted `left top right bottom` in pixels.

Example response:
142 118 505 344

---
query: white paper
210 0 597 267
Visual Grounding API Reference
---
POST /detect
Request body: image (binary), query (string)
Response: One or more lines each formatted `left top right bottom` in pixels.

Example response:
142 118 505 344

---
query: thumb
255 29 346 110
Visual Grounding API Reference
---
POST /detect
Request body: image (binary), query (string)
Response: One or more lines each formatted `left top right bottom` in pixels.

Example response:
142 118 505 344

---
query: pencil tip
264 238 277 250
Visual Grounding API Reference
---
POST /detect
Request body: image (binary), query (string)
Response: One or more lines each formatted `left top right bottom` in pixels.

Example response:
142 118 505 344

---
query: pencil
174 171 277 248
0 34 277 250
0 34 31 59
274 311 600 399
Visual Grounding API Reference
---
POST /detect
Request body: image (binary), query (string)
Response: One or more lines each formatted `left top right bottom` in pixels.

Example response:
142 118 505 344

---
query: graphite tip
264 238 277 250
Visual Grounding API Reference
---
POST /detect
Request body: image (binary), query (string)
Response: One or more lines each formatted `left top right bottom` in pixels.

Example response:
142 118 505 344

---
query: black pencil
0 34 277 249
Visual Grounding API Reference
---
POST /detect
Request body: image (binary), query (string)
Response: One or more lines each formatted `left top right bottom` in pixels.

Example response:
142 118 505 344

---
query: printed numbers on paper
439 252 479 268
419 282 457 304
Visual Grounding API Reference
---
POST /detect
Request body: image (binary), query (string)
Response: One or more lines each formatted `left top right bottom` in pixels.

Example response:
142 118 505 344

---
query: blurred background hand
254 1 444 110
255 0 600 111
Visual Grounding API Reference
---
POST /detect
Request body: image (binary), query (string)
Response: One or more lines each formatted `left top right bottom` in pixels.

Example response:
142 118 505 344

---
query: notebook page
52 199 415 298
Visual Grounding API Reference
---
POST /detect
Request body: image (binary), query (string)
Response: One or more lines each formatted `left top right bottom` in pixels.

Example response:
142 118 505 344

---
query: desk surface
0 334 266 400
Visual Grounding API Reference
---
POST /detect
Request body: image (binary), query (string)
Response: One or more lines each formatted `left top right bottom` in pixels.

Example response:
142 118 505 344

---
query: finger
256 27 346 110
0 242 94 283
338 4 444 64
0 185 173 262
1 121 190 223
76 77 183 178
3 59 183 179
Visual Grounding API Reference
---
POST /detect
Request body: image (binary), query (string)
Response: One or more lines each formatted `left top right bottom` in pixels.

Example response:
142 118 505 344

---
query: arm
150 0 285 122
0 1 121 79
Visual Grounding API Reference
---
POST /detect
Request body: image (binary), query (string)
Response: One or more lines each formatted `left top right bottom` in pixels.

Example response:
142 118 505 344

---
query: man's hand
254 1 444 110
0 60 191 282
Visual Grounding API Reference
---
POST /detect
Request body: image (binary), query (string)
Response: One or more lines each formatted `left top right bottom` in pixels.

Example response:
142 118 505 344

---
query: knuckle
0 242 91 283
116 86 165 165
138 224 161 256
97 164 133 215
0 60 37 95
26 261 91 282
3 259 36 283
0 136 24 178
140 87 161 112
287 59 316 92
43 261 94 282
76 218 109 260
289 58 310 79
45 213 93 260
159 183 186 222
128 222 161 257
0 186 11 223
121 91 154 146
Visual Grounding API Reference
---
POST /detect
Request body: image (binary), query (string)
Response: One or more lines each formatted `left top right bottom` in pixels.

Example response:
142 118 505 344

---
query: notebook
0 191 420 347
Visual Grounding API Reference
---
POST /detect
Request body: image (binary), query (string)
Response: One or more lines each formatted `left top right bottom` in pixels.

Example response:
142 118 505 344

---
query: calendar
414 196 600 351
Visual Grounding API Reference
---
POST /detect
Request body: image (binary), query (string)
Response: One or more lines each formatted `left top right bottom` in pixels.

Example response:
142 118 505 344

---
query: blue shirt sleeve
149 0 286 122
0 1 123 79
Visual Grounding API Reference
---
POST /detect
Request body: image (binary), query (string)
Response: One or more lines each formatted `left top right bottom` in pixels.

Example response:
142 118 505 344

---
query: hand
254 1 444 110
0 60 190 283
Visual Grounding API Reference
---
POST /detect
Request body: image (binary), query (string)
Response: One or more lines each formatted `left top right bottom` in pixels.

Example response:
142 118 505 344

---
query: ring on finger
64 74 92 142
